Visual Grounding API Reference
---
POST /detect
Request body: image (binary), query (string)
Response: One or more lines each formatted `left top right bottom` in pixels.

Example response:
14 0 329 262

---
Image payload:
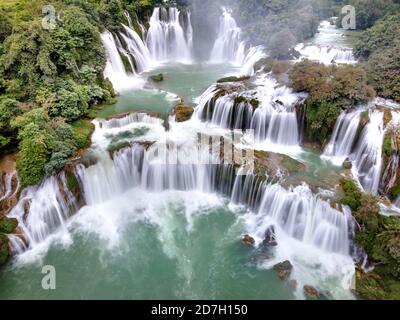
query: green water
0 193 293 299
95 62 238 118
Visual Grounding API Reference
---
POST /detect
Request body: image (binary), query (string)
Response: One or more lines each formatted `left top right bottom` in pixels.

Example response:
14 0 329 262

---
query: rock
0 234 10 266
174 101 194 122
0 216 18 234
303 285 319 300
263 226 277 246
343 160 352 170
217 76 250 83
241 234 255 246
273 260 293 280
149 73 164 82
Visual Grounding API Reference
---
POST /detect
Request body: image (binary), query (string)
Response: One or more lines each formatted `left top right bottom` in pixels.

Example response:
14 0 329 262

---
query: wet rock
241 234 255 246
343 160 352 170
174 100 194 122
149 73 164 82
273 260 293 280
263 226 277 246
303 285 319 300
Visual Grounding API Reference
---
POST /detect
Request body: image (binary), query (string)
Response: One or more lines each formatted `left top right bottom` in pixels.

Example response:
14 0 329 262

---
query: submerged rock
273 260 293 280
174 100 194 122
149 73 164 82
241 234 255 246
303 285 319 300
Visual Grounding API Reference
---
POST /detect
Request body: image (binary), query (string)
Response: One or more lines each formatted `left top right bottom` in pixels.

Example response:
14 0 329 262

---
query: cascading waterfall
0 171 19 202
294 20 357 65
8 172 82 247
323 109 363 165
210 8 265 76
101 31 141 91
232 181 353 255
351 110 384 194
195 74 304 146
146 7 193 63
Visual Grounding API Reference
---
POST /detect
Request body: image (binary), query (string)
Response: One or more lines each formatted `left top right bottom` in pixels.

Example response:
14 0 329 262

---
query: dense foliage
289 60 374 146
0 0 163 187
340 178 400 299
354 14 400 102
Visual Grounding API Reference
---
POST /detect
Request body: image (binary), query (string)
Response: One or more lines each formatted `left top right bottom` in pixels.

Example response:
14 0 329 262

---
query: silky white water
323 109 363 165
295 20 357 65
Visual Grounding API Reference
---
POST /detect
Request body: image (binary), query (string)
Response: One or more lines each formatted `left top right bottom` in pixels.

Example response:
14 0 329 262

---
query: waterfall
210 8 246 65
210 8 265 76
295 44 357 65
351 110 384 194
323 109 363 165
146 7 193 63
120 25 153 73
101 31 142 91
195 74 304 146
8 172 82 247
232 181 353 255
294 20 357 65
0 171 19 202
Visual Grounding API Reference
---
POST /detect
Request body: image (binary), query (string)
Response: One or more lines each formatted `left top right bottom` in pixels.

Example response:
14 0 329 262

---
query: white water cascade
146 7 193 63
351 110 384 194
8 173 82 247
101 31 142 91
323 109 363 165
210 8 265 76
195 74 305 146
294 20 357 65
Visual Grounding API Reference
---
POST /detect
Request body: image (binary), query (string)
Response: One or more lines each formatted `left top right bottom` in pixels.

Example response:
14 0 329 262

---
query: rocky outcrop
0 234 9 266
174 100 194 122
273 260 293 280
217 76 250 83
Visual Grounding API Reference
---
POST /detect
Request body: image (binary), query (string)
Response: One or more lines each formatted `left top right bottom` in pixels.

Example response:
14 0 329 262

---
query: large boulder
174 101 194 122
273 260 293 280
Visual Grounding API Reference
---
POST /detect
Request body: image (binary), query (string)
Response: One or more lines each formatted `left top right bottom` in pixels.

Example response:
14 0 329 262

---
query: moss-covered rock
0 233 10 266
216 76 250 83
0 216 18 234
149 73 164 82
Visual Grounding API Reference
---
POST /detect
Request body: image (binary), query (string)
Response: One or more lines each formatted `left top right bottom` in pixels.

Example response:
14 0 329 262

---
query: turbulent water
0 8 374 300
195 73 305 147
295 20 357 64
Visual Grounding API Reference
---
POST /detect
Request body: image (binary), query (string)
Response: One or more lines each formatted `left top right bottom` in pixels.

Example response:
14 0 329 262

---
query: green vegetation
354 14 400 102
216 76 250 83
149 73 164 82
289 60 374 146
0 0 164 187
340 178 400 299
